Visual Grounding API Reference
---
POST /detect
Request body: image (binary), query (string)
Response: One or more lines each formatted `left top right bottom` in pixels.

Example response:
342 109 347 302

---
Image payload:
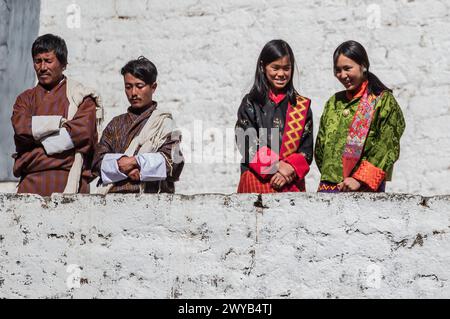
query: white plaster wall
32 0 450 195
0 193 449 298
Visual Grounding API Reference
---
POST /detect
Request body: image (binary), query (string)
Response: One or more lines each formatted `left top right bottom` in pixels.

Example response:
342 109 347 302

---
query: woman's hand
278 161 296 184
337 177 361 192
270 172 288 190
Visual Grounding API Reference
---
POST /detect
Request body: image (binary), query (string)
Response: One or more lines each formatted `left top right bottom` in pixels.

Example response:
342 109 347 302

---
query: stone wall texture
0 193 449 298
32 0 450 196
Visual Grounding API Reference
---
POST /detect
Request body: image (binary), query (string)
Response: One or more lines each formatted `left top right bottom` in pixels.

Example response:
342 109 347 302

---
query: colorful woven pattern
237 170 306 193
342 88 383 178
237 170 277 193
353 160 386 191
317 181 340 193
280 96 310 158
318 179 386 193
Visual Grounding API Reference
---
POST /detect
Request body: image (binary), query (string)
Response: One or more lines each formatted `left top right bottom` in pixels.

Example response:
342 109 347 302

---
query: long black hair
333 40 391 95
249 39 297 105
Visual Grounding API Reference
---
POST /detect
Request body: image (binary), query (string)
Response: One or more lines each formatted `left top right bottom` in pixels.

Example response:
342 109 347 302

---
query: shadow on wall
0 0 40 181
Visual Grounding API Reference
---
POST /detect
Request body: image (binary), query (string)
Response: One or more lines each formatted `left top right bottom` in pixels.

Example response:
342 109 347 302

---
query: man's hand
337 177 361 192
277 161 296 184
128 168 140 182
270 172 288 190
117 156 139 174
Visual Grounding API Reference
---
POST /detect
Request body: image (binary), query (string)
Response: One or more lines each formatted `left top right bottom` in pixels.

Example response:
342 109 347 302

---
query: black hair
31 34 68 66
249 39 297 106
120 56 158 85
333 40 391 95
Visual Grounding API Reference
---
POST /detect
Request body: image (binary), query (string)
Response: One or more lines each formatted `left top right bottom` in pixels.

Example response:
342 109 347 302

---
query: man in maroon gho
11 34 102 196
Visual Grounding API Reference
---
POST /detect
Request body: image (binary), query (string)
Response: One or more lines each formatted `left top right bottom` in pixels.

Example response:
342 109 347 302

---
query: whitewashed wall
33 0 450 195
0 193 449 298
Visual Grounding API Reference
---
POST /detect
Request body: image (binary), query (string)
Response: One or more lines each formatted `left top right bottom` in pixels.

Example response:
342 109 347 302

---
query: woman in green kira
315 40 405 193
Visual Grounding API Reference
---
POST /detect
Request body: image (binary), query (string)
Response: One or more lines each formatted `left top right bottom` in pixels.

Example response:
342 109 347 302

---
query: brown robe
92 102 184 193
11 79 98 196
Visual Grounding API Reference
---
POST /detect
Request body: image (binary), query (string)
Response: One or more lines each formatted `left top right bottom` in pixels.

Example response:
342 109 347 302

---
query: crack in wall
344 228 448 252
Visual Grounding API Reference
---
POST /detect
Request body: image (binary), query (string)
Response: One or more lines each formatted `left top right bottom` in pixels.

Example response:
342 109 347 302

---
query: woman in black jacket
235 39 313 193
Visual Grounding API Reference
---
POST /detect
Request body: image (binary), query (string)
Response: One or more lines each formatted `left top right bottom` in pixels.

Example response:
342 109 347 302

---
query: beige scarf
97 109 176 195
63 79 104 193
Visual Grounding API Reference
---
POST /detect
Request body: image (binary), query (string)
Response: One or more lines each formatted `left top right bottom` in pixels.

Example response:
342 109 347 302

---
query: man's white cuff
41 128 75 155
100 153 128 185
32 115 62 140
136 153 167 181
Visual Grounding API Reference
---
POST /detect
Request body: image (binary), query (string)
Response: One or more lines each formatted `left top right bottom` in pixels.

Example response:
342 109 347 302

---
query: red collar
268 90 287 105
346 80 368 100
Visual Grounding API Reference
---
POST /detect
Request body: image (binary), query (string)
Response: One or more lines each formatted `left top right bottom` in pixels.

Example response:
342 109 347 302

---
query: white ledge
0 193 449 298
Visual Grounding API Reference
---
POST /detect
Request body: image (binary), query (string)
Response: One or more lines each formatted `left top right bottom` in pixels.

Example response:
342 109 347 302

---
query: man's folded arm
135 153 167 181
40 97 97 155
100 153 128 185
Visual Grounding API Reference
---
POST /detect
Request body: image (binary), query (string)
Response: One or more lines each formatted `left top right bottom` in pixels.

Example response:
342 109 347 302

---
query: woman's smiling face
264 55 292 93
334 54 366 92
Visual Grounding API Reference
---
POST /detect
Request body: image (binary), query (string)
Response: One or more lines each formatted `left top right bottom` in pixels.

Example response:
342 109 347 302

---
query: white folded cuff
100 153 128 185
41 128 75 155
136 153 167 181
32 115 62 140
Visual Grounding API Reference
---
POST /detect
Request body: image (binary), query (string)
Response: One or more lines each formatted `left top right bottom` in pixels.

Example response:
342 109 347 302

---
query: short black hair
121 56 157 85
31 34 68 66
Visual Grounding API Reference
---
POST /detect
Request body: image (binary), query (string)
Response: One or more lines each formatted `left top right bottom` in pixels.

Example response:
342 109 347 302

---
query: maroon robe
11 79 98 196
92 103 184 193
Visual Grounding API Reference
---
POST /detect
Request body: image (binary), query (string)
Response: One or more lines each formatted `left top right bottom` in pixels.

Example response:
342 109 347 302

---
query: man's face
33 51 65 89
124 73 156 108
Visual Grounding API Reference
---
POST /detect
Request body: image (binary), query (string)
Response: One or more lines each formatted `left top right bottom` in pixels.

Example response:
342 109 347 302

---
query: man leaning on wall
11 34 103 196
92 56 184 194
